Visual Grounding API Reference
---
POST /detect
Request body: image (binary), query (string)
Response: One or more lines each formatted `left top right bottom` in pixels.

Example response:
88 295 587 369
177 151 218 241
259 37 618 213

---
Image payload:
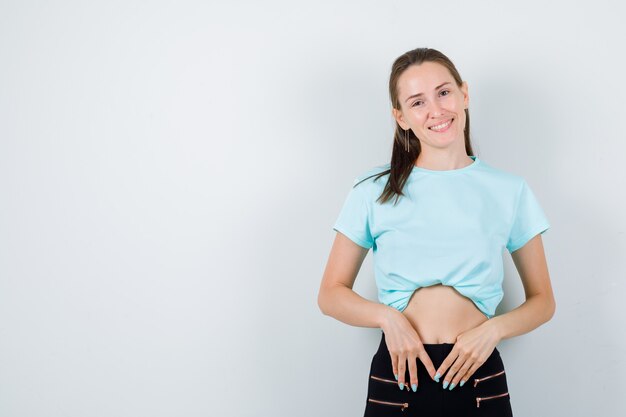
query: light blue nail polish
434 372 441 382
460 380 465 387
412 383 417 392
448 382 456 390
442 380 449 389
399 382 404 390
394 373 398 381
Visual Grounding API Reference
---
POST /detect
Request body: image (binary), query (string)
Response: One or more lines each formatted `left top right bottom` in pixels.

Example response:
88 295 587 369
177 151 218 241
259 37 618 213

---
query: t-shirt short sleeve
506 179 551 253
332 179 374 249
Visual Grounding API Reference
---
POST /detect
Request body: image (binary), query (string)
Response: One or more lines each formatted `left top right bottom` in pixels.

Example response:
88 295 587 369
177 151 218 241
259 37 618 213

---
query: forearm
318 285 390 329
489 293 556 341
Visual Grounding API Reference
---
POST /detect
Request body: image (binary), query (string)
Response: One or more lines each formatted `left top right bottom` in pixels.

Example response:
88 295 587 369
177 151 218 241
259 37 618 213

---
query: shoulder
352 162 391 188
474 158 525 189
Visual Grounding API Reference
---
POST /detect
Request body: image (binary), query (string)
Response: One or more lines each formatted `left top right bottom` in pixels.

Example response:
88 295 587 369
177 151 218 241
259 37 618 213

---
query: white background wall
1 1 624 416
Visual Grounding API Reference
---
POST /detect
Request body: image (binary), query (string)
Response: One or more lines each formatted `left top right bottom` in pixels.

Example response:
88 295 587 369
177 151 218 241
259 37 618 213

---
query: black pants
364 331 513 417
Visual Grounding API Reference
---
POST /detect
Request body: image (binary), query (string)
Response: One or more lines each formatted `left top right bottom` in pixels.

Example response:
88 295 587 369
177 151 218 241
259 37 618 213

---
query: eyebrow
405 82 452 103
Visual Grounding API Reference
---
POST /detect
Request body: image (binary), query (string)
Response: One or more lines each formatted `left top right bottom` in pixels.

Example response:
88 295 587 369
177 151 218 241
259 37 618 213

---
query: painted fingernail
394 373 398 381
448 382 456 390
399 382 404 390
460 380 465 387
411 383 417 392
434 372 441 382
442 380 449 389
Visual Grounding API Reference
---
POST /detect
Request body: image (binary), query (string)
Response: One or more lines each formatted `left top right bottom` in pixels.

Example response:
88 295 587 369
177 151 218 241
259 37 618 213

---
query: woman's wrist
483 316 504 343
376 304 400 329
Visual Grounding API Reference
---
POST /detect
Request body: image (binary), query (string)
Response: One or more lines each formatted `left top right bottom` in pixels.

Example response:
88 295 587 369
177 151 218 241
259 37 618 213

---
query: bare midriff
401 283 489 344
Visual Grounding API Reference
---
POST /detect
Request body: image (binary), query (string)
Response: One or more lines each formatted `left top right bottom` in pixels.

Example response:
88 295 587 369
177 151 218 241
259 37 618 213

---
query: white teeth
429 119 452 131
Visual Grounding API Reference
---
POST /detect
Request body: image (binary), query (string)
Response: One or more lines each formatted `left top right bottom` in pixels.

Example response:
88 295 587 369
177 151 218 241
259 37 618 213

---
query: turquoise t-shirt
332 155 550 319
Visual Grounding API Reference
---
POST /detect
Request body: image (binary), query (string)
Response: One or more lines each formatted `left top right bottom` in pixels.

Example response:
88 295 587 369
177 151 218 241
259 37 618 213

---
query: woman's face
392 61 469 151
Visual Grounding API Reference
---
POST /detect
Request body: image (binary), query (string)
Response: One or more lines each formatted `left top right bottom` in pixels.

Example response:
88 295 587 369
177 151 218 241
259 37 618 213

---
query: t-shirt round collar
411 155 480 176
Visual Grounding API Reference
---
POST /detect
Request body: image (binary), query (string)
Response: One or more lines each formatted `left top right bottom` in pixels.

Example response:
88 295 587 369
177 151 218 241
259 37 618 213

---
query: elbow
318 284 342 316
529 291 556 323
545 295 556 322
317 288 330 316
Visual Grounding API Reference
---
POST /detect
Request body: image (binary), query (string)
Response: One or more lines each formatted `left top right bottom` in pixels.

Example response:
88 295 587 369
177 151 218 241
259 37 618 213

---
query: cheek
413 113 428 124
456 114 467 132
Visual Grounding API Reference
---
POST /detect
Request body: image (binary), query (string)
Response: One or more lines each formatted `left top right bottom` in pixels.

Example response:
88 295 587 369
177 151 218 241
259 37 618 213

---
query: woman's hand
380 307 437 392
434 319 502 390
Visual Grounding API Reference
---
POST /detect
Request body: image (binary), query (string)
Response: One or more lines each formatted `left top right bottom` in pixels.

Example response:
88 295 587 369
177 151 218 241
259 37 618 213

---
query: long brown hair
358 47 476 205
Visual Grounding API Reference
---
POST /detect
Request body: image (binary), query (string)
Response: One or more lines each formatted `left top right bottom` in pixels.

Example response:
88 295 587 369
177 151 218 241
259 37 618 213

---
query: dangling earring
404 129 410 152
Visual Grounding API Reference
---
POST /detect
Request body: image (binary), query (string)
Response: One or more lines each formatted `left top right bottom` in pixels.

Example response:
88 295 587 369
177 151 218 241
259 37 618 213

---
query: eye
412 90 451 107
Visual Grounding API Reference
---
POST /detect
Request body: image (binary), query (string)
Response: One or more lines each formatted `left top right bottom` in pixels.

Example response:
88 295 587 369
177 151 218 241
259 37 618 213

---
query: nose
428 100 445 117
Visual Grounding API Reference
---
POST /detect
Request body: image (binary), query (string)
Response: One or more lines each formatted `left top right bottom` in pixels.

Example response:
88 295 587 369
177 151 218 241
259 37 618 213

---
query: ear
392 107 409 130
461 81 469 109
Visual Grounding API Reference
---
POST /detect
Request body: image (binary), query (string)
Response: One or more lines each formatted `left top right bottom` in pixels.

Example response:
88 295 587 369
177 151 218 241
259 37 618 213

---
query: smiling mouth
428 118 454 132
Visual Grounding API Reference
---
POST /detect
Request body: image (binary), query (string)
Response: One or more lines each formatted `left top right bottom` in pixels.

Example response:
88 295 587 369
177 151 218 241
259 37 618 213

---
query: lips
428 118 454 132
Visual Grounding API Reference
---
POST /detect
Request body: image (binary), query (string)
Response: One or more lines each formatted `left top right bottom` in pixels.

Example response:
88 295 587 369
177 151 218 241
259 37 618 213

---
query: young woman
318 48 555 416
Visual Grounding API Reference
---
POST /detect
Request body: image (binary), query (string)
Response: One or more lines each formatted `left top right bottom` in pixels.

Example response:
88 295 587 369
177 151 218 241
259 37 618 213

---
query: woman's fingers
437 348 463 389
407 351 419 391
396 353 407 390
438 346 488 390
458 360 481 388
419 350 438 381
447 356 474 389
391 347 478 392
391 347 435 392
391 354 399 381
379 309 437 391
